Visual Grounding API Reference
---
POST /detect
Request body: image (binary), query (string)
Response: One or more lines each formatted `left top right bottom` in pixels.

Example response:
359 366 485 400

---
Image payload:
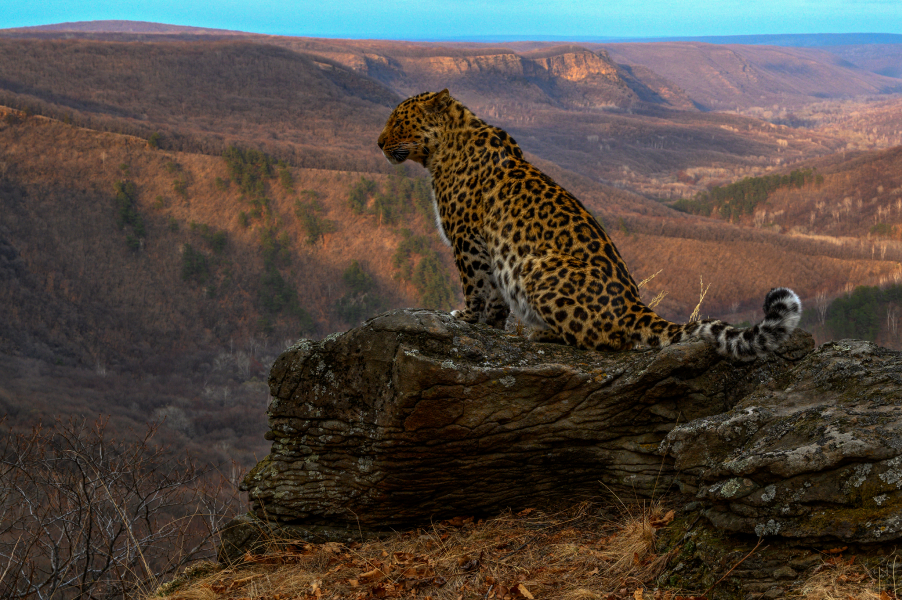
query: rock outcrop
663 339 902 543
238 309 816 530
223 309 902 587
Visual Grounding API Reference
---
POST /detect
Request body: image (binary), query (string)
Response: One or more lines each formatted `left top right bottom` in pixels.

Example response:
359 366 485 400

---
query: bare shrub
0 417 239 600
816 291 829 325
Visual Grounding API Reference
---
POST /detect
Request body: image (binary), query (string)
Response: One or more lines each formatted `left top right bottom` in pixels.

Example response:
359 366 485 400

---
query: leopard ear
425 89 452 113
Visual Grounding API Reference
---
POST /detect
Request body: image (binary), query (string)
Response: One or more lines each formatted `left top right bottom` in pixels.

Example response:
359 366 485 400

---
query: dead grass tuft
151 502 692 600
800 557 891 600
597 503 674 581
647 290 668 310
637 270 663 290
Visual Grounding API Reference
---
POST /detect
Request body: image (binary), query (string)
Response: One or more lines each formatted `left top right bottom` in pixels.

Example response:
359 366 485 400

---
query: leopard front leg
449 235 510 328
482 286 510 328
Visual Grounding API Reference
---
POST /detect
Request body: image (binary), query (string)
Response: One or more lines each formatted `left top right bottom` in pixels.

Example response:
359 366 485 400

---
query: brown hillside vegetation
826 44 902 79
0 34 878 198
2 32 902 471
0 38 401 172
814 97 902 148
600 42 902 110
760 145 902 241
0 350 272 468
0 109 453 470
0 111 457 363
3 108 899 360
663 145 902 248
616 231 898 320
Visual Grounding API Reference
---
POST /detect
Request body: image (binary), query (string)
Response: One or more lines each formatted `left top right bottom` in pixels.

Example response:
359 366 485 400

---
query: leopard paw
450 309 480 324
526 329 565 345
484 308 511 329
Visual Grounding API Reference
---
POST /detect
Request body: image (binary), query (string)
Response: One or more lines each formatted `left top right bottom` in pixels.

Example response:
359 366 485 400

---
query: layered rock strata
663 339 902 543
239 308 815 533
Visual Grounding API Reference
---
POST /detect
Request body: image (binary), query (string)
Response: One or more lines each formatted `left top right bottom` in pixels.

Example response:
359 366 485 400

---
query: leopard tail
658 287 802 360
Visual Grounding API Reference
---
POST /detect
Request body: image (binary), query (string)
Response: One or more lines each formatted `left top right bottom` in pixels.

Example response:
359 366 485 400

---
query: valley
1 23 901 470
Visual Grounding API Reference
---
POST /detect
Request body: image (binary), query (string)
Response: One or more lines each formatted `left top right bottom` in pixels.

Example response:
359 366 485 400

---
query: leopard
377 89 801 360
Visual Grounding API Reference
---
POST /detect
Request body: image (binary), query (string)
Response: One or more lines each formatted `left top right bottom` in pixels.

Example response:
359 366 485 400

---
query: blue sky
0 0 900 39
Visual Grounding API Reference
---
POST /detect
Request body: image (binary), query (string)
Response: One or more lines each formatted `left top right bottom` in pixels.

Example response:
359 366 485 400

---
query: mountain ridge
0 20 251 36
6 22 902 47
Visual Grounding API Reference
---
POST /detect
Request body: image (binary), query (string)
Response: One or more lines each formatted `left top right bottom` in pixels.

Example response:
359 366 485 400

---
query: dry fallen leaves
441 515 475 528
458 552 481 573
154 503 702 600
649 510 675 529
358 568 382 582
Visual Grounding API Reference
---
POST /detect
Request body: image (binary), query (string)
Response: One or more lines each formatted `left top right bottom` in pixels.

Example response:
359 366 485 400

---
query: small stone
773 566 797 579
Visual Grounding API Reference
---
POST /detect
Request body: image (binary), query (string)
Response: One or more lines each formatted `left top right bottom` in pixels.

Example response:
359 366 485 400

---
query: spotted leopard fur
377 90 801 360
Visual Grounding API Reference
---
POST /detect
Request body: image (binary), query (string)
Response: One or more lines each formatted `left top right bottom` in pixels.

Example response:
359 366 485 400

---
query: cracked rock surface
662 339 902 543
239 308 816 533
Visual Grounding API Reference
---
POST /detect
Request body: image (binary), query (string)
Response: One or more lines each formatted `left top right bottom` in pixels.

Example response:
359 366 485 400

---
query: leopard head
377 89 454 166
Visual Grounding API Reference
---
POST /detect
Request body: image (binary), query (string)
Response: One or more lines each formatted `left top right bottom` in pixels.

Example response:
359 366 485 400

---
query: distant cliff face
421 52 525 77
411 47 636 109
307 45 641 109
528 48 622 83
414 48 622 83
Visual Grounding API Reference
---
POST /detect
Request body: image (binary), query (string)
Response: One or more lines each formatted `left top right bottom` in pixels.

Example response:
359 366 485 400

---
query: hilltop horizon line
2 20 902 47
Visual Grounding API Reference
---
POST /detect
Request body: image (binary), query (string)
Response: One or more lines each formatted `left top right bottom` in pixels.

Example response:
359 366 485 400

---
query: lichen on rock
238 308 816 533
662 339 902 543
221 310 902 597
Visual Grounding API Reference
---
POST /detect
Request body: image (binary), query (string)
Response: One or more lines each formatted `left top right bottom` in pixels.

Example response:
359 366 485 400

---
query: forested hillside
0 110 466 361
1 28 901 597
1 32 901 473
0 109 461 468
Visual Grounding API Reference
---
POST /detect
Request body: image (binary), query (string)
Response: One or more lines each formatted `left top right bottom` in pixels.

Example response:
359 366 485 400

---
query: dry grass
646 291 668 311
637 270 663 290
799 557 894 600
687 277 711 323
637 270 668 311
152 503 691 600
